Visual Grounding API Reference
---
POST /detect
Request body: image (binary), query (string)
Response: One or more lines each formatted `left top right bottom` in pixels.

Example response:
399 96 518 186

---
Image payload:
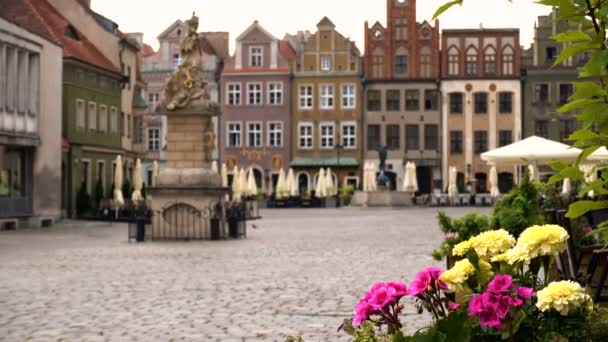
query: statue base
350 191 414 208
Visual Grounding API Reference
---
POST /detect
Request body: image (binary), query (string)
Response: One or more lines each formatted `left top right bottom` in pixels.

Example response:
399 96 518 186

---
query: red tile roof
142 44 156 57
280 40 296 60
0 0 119 74
223 67 291 74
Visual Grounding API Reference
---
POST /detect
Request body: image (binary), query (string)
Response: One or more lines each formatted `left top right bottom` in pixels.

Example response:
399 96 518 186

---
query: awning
290 157 359 168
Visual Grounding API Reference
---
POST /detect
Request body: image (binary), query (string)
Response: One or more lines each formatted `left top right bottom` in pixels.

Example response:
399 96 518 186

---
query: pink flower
468 295 484 315
508 297 524 309
367 284 397 310
582 226 593 234
408 267 448 296
386 281 408 298
479 310 503 330
448 302 461 311
353 299 372 325
514 286 535 300
487 274 513 294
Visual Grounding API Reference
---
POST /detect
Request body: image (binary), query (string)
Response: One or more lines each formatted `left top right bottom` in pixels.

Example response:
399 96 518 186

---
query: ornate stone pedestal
351 191 413 207
148 108 229 240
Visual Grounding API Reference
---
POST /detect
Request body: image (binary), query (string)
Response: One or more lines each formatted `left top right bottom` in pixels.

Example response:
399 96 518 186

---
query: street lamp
335 136 343 208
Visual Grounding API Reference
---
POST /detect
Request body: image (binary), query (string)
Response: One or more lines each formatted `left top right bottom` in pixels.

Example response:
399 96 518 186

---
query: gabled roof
1 0 119 74
157 20 184 40
236 20 278 42
141 43 156 57
370 21 385 31
279 40 296 60
201 32 230 60
317 16 336 29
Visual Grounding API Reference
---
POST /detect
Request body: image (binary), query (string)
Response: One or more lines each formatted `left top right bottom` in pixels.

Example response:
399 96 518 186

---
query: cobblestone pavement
0 207 488 342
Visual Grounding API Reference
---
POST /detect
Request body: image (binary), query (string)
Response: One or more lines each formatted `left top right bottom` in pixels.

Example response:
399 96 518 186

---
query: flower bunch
408 267 454 321
468 275 535 330
439 259 475 292
491 225 568 265
536 281 593 316
352 281 408 331
452 229 516 259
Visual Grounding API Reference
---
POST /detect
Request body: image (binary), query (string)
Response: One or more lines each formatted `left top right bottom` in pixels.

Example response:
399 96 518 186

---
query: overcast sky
91 0 550 54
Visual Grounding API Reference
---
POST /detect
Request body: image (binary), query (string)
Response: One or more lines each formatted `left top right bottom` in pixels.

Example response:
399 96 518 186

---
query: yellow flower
478 259 494 284
452 229 515 259
499 225 569 265
536 281 593 316
439 259 475 291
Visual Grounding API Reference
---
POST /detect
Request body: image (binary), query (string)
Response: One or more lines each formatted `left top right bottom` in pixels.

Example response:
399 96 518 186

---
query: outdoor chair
460 194 471 206
431 194 439 206
439 194 448 206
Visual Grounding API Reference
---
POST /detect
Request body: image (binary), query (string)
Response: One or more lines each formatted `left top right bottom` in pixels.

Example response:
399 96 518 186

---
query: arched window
448 46 459 76
483 45 496 76
465 46 478 76
420 46 431 78
297 172 310 195
395 47 408 76
502 45 514 75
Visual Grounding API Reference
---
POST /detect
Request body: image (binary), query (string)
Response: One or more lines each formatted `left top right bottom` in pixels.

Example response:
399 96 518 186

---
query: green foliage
340 185 355 200
93 178 104 205
76 181 91 216
433 211 490 261
490 175 544 238
285 337 304 342
342 320 390 342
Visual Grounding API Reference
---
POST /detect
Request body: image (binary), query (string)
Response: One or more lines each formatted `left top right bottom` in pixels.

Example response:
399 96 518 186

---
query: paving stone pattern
0 207 487 341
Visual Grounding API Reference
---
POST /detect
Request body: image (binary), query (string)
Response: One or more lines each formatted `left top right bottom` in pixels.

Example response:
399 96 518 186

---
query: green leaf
392 331 408 342
547 173 565 186
576 146 600 165
432 0 462 20
552 31 591 42
572 81 604 99
566 200 608 219
558 98 602 113
554 42 597 67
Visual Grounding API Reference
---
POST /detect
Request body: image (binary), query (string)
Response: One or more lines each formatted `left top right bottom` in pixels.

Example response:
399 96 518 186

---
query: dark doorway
457 172 465 193
298 173 309 195
271 174 279 193
227 174 234 188
498 172 514 193
252 169 263 191
417 166 432 194
377 171 397 191
475 173 488 193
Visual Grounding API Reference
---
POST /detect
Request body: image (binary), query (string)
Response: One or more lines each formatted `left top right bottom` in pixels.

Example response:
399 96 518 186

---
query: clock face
395 0 407 5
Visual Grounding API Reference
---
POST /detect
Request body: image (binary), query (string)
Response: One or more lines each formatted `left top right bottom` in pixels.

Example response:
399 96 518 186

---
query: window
466 48 478 76
321 56 331 71
502 46 514 75
147 127 160 151
420 47 432 78
99 105 107 132
424 90 438 111
372 50 384 78
395 55 408 75
498 92 513 113
298 123 313 149
247 122 262 147
268 122 283 147
386 90 401 111
546 46 557 61
227 122 241 147
474 131 488 153
406 125 420 151
268 82 283 105
499 130 512 147
227 83 241 105
367 124 381 151
96 161 105 192
559 83 573 104
82 160 91 193
110 107 118 133
367 90 382 111
172 53 180 69
299 85 313 109
484 47 496 76
394 18 407 40
535 120 549 138
450 131 463 154
405 90 419 111
342 122 356 149
448 47 459 75
341 84 356 109
474 92 488 114
534 84 550 104
424 124 438 150
250 47 262 67
320 123 335 149
133 116 142 143
88 102 97 131
450 93 463 113
76 99 85 129
247 83 262 105
120 112 125 136
559 119 576 142
320 84 334 109
127 114 131 138
386 124 400 150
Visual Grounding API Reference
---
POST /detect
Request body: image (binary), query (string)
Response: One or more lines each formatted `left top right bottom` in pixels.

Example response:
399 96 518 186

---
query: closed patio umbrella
239 168 247 199
364 162 372 192
410 162 419 192
325 168 336 196
221 163 229 201
152 160 159 187
231 167 241 202
287 168 298 197
211 161 218 174
370 163 378 192
561 178 571 196
403 162 412 191
247 168 257 197
490 166 500 198
448 166 458 198
113 155 125 207
315 168 326 198
131 158 143 202
276 168 287 199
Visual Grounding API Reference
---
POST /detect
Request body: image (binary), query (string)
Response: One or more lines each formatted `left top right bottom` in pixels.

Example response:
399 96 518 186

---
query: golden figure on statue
160 12 212 111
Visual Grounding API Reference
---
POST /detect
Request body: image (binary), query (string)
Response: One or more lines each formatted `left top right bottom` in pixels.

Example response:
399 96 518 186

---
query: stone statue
160 13 211 111
378 146 387 171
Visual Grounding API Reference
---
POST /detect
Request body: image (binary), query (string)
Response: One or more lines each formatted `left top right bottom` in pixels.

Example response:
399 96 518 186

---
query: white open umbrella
231 167 241 202
315 168 326 198
490 166 500 198
481 136 582 166
211 161 218 174
247 168 257 197
131 158 143 202
287 168 298 197
113 155 124 207
448 166 458 198
152 160 159 187
561 178 572 197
